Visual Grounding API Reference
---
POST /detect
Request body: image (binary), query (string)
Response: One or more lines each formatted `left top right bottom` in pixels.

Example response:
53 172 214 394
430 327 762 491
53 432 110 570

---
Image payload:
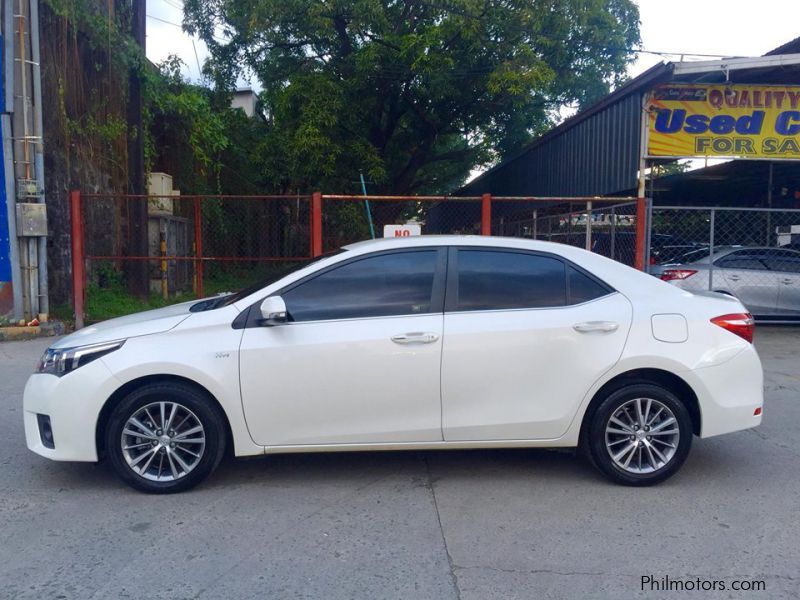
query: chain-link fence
320 195 485 251
649 206 800 319
492 200 639 267
69 191 644 325
75 193 314 324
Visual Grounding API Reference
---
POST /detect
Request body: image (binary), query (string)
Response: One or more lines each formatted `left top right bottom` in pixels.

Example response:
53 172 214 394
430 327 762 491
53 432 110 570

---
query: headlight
37 340 126 377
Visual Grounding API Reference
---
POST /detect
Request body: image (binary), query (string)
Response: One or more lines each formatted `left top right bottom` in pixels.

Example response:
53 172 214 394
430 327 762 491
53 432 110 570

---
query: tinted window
456 251 566 310
715 253 767 271
760 249 800 273
568 266 612 304
282 251 438 321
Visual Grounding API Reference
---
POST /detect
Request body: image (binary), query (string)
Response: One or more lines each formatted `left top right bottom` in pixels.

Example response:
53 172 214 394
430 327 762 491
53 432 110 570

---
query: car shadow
204 447 603 491
22 433 769 494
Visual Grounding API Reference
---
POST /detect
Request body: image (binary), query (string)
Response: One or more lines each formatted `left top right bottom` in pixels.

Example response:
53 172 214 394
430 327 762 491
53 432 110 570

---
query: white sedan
24 236 763 493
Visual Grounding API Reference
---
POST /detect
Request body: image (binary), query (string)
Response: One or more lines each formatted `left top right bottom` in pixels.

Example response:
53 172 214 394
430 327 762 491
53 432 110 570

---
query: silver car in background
652 246 800 321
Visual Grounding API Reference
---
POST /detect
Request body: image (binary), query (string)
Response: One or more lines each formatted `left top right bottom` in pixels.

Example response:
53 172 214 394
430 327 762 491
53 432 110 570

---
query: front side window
283 251 438 321
456 250 567 311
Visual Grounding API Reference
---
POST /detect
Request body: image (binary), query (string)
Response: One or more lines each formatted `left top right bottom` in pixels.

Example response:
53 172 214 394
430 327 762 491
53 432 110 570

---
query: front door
239 249 446 446
441 248 632 441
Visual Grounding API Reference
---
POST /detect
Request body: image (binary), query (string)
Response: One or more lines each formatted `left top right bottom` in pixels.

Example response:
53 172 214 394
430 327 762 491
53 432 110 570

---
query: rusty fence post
308 195 314 258
635 196 647 271
481 193 492 236
194 197 204 298
311 192 323 257
69 190 85 329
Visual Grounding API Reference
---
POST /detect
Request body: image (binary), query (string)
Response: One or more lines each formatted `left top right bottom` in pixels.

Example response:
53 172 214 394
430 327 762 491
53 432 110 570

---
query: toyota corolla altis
24 236 763 493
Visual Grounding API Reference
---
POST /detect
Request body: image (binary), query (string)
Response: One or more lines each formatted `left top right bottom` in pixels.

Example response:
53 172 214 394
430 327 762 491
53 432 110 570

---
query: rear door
440 248 633 441
714 251 779 315
762 249 800 316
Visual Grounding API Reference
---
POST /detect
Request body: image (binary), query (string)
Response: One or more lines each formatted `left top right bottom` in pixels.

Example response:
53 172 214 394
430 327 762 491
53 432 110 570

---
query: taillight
711 313 754 343
660 269 697 281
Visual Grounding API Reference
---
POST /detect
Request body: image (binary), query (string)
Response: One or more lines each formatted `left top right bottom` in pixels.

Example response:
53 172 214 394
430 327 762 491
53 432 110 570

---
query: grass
82 261 308 322
85 284 179 322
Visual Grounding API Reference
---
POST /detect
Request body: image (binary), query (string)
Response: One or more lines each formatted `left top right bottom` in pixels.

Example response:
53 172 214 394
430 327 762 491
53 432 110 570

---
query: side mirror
259 296 288 326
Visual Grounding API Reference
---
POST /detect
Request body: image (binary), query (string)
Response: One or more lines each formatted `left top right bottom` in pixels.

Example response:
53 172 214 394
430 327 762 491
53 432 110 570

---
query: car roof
342 234 582 252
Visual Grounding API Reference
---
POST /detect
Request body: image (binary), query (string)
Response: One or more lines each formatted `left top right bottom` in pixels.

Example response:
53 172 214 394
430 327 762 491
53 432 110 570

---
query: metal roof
766 37 800 56
457 41 800 200
458 63 671 198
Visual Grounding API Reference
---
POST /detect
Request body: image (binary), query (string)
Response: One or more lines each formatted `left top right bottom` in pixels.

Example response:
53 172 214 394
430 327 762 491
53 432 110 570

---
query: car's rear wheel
587 384 692 486
105 382 226 493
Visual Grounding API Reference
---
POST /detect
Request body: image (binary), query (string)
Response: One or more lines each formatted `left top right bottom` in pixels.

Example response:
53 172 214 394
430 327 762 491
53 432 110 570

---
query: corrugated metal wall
461 92 643 198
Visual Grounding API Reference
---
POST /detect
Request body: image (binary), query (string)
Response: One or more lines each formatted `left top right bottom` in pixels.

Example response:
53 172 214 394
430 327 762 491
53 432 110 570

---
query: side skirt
253 437 579 456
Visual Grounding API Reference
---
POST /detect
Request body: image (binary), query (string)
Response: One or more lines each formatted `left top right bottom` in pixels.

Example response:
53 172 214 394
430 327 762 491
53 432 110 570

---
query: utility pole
127 0 148 297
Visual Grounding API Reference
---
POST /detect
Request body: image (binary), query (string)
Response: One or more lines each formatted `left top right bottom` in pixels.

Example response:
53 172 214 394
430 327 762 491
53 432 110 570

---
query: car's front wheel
587 384 692 486
105 382 226 493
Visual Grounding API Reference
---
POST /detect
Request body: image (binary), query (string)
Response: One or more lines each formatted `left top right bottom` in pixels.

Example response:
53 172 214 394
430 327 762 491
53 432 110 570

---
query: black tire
105 382 226 494
587 383 692 486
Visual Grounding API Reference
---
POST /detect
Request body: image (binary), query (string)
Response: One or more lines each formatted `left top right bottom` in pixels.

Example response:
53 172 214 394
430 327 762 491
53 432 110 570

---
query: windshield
190 251 344 312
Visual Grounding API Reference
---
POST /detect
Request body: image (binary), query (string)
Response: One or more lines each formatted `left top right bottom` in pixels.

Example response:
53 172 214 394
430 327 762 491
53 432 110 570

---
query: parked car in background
649 242 709 267
654 246 800 321
24 236 763 493
540 232 686 267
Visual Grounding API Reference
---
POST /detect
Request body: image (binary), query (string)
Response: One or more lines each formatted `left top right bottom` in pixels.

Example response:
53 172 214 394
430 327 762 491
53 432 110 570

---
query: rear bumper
686 344 764 438
23 360 121 462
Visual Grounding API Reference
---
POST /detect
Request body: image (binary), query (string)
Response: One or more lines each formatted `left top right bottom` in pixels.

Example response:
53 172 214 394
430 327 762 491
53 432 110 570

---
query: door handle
782 279 794 285
728 275 741 281
391 332 439 344
573 321 619 333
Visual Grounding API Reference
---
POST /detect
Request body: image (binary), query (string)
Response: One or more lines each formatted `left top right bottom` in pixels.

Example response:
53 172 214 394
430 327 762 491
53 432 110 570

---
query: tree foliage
184 0 640 193
147 56 274 195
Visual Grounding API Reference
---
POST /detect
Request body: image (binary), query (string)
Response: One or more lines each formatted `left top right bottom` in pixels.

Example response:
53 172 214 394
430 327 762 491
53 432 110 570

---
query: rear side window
283 251 438 321
568 266 613 304
759 250 800 274
454 250 613 311
715 252 767 271
456 251 567 310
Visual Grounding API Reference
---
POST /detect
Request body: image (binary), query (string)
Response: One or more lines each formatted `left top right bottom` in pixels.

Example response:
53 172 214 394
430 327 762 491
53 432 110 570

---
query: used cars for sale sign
647 84 800 159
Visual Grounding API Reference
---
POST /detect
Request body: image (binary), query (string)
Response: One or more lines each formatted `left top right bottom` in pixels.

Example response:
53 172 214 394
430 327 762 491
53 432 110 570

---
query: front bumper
23 359 121 462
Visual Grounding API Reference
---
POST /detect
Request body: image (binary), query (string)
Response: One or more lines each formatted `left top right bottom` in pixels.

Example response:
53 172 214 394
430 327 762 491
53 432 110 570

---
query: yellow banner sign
647 84 800 159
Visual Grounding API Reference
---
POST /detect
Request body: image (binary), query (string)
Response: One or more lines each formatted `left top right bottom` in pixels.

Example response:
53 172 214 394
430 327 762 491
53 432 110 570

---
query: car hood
51 300 199 349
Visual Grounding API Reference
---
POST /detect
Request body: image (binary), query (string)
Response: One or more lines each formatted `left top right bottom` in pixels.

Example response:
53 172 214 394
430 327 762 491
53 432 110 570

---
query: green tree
183 0 640 194
147 55 230 193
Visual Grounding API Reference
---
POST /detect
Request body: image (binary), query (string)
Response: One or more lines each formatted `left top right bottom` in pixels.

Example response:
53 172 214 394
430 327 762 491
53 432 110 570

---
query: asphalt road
1 328 798 599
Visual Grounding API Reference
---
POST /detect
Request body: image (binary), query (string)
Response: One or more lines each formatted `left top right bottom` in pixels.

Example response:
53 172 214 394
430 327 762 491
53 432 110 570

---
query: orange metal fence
68 190 645 327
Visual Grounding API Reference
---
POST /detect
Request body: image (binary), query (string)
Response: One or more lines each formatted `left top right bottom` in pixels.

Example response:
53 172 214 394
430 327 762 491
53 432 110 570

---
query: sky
628 0 798 78
146 0 800 86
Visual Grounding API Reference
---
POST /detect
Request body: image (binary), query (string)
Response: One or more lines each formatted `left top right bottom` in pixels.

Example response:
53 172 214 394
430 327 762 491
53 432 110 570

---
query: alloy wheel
120 401 206 482
604 397 680 474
